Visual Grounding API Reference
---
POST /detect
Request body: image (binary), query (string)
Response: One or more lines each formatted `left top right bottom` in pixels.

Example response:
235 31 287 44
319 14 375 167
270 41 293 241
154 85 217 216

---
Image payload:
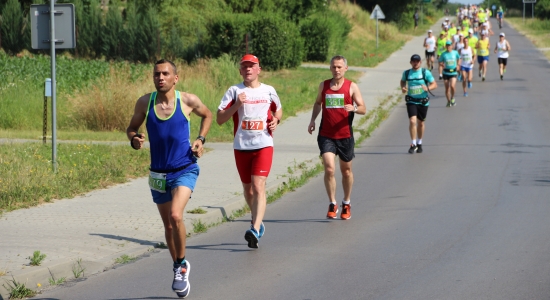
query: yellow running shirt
478 38 489 56
468 35 478 55
478 11 487 23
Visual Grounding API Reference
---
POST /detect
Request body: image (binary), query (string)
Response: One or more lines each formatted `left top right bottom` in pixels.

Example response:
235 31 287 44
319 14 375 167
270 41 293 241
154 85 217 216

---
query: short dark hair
155 59 177 75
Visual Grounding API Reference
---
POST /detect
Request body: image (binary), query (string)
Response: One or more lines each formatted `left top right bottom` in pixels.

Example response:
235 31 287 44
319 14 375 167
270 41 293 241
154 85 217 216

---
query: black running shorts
317 135 355 162
406 103 429 121
498 58 508 66
443 74 457 80
425 50 435 58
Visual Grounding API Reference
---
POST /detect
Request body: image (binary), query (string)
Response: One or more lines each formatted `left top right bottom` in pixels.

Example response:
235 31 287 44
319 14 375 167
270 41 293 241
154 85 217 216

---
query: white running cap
428 29 433 33
500 32 505 37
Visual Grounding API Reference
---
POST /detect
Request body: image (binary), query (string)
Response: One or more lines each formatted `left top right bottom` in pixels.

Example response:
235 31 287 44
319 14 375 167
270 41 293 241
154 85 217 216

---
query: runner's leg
244 175 267 231
444 79 451 103
409 115 418 141
339 159 353 202
157 187 192 261
321 152 337 203
450 77 457 98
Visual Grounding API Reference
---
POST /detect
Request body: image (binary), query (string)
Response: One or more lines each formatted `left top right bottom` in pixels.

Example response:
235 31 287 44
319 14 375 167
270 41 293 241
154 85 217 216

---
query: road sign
370 5 385 49
30 4 75 49
492 5 496 9
423 0 431 3
370 5 385 19
523 0 536 3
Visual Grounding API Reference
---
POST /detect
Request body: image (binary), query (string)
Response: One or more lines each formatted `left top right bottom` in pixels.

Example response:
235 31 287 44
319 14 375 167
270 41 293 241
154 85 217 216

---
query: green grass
187 207 207 214
192 219 208 234
506 17 550 60
2 277 36 299
0 142 150 212
72 258 85 279
114 254 137 264
28 250 47 266
48 270 66 286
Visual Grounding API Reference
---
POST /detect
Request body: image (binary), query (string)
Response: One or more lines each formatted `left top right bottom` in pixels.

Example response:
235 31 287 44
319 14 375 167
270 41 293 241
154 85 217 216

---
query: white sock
342 200 350 205
417 139 422 145
412 140 417 146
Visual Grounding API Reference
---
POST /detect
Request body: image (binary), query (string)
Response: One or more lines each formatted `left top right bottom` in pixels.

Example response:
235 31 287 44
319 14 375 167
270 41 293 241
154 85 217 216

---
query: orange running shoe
341 203 351 220
326 203 338 219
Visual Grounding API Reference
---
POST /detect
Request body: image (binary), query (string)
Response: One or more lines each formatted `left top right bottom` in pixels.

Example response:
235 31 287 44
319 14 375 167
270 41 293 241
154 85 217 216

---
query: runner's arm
184 93 213 158
400 79 408 94
506 41 511 52
126 95 149 150
216 88 243 125
349 82 366 115
308 82 324 134
427 79 437 91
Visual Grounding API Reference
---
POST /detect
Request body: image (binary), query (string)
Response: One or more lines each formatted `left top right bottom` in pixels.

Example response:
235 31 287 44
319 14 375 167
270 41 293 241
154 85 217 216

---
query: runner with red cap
216 54 283 248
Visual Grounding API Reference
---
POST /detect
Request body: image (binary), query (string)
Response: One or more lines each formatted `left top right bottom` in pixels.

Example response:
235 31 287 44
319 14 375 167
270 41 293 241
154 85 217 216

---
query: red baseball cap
240 54 259 64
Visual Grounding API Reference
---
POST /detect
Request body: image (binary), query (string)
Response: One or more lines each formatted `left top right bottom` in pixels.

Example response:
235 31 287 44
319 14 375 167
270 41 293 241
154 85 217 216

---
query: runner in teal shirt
400 54 438 154
439 40 461 107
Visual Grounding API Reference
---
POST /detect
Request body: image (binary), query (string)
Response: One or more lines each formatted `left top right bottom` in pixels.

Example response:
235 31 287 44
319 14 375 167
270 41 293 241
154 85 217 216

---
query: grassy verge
0 142 150 212
505 17 550 60
0 60 360 143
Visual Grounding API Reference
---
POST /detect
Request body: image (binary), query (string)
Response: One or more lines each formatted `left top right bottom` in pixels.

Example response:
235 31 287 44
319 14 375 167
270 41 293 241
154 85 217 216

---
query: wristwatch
196 135 206 144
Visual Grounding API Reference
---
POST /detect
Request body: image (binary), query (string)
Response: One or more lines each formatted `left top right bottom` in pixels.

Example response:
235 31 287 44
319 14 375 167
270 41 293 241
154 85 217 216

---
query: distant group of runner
403 5 511 154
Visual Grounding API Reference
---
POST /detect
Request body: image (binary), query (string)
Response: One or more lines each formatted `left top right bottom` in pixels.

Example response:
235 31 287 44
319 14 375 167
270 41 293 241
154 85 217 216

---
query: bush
204 13 255 61
102 3 124 60
249 15 304 71
0 0 25 54
300 11 352 62
535 0 550 19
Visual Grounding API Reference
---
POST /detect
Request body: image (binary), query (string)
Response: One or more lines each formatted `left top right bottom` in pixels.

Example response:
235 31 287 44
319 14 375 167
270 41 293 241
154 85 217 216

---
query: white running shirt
497 40 509 58
460 47 474 68
218 83 282 150
456 41 465 52
425 36 436 52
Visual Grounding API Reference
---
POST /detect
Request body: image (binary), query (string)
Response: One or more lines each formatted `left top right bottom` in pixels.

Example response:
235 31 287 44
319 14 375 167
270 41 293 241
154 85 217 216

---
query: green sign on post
423 0 431 2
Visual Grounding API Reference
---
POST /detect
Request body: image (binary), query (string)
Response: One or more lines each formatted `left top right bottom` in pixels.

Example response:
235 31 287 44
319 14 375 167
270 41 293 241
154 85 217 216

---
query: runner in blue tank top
126 59 212 299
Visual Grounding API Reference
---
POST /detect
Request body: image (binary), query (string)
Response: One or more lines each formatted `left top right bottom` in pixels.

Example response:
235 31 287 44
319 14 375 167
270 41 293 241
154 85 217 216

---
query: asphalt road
33 22 550 300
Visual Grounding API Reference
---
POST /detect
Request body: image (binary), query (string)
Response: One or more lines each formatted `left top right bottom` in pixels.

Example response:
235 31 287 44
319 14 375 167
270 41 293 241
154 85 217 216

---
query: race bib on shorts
149 171 167 193
325 94 345 109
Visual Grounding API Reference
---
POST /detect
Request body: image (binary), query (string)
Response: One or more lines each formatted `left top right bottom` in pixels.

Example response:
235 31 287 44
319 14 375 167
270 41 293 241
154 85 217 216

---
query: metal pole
376 18 379 49
523 2 525 24
50 0 57 172
43 93 47 145
532 3 534 18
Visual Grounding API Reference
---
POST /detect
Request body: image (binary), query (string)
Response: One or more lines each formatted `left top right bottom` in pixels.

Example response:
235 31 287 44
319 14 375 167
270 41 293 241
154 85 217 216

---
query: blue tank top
146 90 197 180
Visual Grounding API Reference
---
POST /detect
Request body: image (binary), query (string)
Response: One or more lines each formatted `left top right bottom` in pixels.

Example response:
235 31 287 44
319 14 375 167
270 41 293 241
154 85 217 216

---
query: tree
102 1 124 60
0 0 25 54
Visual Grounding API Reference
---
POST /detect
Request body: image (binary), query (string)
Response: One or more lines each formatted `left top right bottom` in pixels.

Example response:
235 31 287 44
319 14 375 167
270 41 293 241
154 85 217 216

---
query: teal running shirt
401 68 435 106
439 50 461 75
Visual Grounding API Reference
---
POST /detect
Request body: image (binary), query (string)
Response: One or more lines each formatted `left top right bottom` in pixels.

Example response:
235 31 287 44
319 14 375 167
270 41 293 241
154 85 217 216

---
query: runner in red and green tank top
319 78 354 139
308 55 366 221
